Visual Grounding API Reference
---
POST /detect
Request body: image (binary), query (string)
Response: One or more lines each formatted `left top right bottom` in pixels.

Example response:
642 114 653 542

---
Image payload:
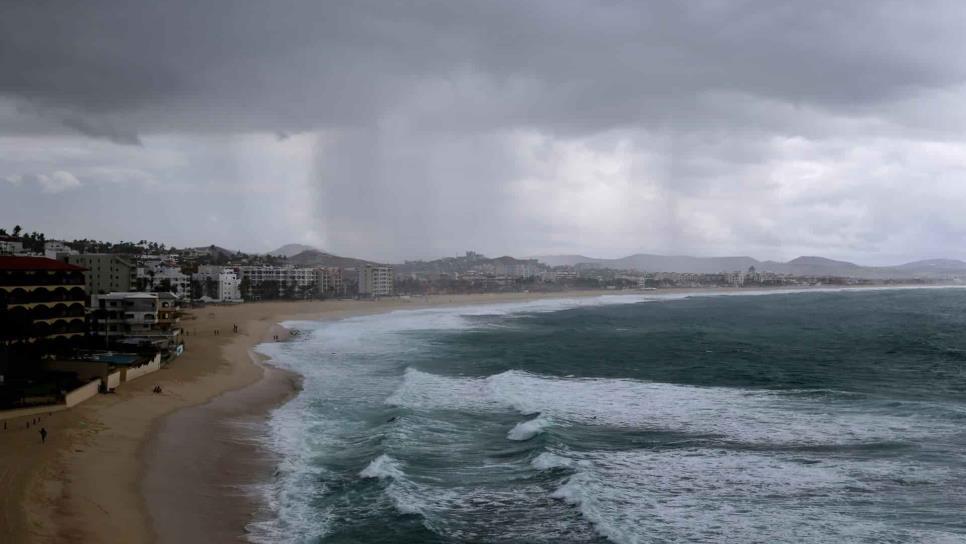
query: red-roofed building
0 256 89 383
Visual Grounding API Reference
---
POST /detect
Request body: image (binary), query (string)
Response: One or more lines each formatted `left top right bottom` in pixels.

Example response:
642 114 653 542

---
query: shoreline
3 290 621 543
143 349 302 543
3 285 962 543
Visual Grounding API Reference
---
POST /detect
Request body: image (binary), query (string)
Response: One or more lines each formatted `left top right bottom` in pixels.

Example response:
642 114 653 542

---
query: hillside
535 253 966 279
269 243 319 257
287 249 378 269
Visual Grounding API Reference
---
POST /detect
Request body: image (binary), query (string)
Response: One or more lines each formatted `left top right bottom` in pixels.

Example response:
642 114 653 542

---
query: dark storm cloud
3 1 966 260
3 0 964 136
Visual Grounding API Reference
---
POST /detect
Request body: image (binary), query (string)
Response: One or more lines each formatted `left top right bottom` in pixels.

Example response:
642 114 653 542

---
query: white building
320 267 344 296
44 240 77 259
193 265 242 302
138 261 192 297
237 265 323 299
722 271 745 287
549 268 578 282
0 236 24 255
358 265 394 297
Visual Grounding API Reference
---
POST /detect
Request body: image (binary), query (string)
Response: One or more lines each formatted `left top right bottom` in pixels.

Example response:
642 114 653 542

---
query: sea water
247 288 966 543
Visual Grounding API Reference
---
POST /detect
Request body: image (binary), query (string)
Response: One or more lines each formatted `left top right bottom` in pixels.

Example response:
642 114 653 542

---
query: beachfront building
0 256 89 385
193 265 242 302
320 267 345 297
237 265 322 300
88 292 183 361
90 292 160 335
65 254 136 299
722 271 746 287
156 292 182 331
358 265 394 297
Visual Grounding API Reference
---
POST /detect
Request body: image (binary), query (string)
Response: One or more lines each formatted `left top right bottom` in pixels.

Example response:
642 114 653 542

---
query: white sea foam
388 368 958 446
552 448 965 544
382 477 598 541
360 454 404 480
246 287 966 542
531 452 575 470
507 415 553 441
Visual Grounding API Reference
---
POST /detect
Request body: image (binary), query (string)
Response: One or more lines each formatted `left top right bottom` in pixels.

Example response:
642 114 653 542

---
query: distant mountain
287 249 378 269
537 253 758 274
777 256 862 276
192 245 239 258
895 259 966 271
605 254 759 274
269 243 319 257
535 253 966 279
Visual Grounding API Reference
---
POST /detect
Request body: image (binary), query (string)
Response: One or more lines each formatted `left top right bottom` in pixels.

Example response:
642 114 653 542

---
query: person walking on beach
39 427 47 444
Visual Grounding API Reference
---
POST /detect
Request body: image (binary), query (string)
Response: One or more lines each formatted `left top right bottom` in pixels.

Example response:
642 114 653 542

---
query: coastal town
0 226 959 418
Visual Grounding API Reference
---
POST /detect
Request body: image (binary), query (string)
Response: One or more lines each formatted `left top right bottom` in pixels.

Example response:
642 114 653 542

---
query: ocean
248 288 966 543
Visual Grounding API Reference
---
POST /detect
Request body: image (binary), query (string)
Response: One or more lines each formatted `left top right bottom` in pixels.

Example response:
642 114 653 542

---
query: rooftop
95 292 158 300
0 256 87 271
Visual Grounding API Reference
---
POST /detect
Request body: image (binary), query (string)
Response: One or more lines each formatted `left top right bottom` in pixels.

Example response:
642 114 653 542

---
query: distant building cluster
0 237 385 304
0 233 399 413
0 228 949 413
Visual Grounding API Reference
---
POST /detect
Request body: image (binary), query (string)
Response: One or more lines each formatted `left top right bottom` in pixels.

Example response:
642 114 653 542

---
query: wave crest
359 454 404 480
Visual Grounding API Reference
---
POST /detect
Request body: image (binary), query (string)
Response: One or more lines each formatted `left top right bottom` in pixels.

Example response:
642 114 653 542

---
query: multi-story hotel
320 267 344 296
193 265 243 302
237 265 324 299
358 265 394 297
0 256 89 381
90 292 160 335
65 253 136 298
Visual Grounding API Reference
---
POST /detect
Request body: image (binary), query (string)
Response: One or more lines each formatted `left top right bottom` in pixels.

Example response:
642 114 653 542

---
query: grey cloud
3 171 82 194
60 115 142 146
3 1 965 136
3 1 966 261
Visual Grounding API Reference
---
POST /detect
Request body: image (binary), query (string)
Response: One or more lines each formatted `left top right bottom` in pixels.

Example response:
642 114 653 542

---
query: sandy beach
0 290 627 543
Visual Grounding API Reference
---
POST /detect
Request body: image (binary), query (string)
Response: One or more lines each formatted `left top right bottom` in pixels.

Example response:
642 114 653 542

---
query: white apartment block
44 240 77 259
138 261 192 297
236 265 323 298
358 265 394 297
194 265 243 302
321 267 344 295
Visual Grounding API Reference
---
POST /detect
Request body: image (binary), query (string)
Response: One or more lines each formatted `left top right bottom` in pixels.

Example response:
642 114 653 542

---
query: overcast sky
2 1 966 264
